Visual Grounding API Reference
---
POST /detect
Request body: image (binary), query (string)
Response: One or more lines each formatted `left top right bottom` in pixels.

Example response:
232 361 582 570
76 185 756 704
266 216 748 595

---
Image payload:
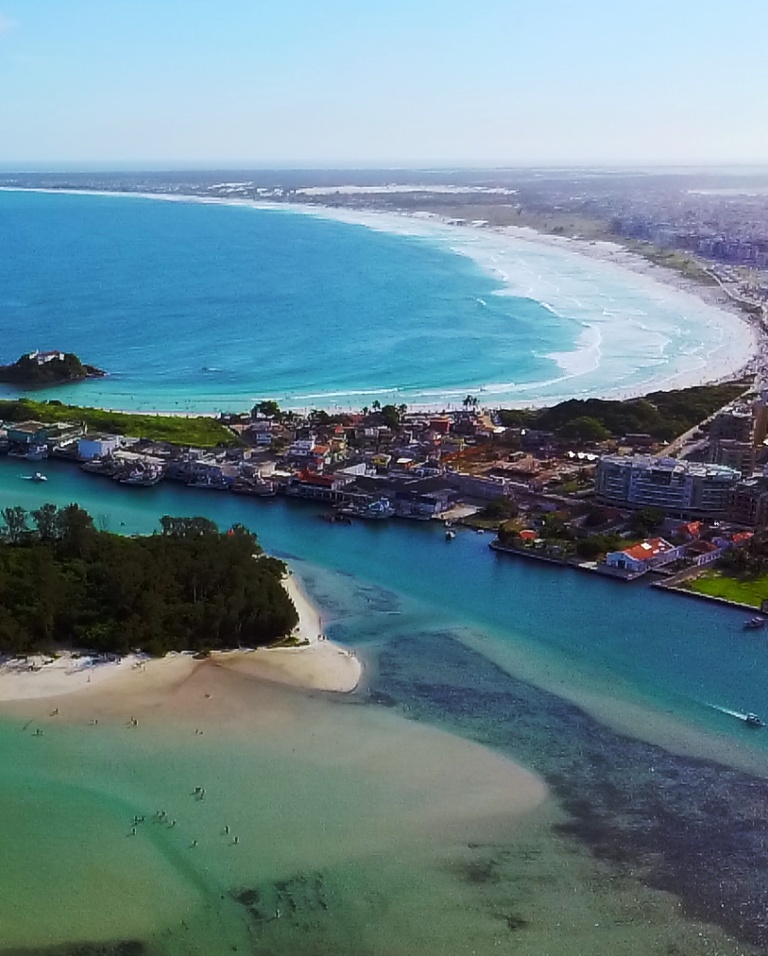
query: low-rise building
5 420 50 446
604 537 684 574
78 434 123 460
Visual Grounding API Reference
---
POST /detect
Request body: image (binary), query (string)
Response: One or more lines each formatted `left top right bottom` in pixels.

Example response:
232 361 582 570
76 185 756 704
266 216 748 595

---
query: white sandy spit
0 571 362 703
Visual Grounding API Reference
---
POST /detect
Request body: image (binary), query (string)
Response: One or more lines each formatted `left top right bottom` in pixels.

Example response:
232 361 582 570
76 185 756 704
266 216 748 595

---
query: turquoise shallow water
1 190 767 951
3 456 767 759
1 463 768 954
0 190 753 411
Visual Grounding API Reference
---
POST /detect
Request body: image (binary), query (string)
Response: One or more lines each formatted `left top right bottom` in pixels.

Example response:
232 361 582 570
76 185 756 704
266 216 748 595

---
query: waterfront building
27 349 65 365
594 455 740 517
5 421 50 447
604 537 683 575
78 434 123 460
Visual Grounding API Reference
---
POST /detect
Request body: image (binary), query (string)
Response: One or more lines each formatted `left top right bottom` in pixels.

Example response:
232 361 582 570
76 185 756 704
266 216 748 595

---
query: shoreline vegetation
0 396 239 447
0 379 750 459
494 379 751 441
0 505 362 699
0 508 298 657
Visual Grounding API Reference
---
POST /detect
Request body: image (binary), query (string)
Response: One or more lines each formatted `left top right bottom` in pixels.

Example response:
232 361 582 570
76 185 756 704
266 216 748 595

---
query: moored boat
116 464 164 487
340 498 395 520
231 477 276 497
743 616 765 630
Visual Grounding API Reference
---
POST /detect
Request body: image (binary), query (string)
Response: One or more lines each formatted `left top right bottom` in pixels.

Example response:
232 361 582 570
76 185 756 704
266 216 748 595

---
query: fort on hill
0 350 106 386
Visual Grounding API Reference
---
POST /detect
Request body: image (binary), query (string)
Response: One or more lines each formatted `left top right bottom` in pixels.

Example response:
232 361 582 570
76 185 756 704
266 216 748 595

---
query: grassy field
0 398 240 448
684 570 768 608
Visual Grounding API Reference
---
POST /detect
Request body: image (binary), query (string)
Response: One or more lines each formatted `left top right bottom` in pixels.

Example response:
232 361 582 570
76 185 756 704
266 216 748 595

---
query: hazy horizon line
2 160 768 176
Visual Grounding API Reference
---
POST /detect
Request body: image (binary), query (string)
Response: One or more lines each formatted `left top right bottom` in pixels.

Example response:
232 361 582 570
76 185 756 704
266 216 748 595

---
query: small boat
745 713 764 728
445 530 456 540
231 478 276 498
24 472 48 482
117 465 163 487
339 498 395 521
743 617 766 630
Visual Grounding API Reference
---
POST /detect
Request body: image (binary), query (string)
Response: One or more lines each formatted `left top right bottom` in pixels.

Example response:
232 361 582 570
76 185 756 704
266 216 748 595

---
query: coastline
0 185 761 413
0 568 362 704
259 198 761 404
3 192 768 952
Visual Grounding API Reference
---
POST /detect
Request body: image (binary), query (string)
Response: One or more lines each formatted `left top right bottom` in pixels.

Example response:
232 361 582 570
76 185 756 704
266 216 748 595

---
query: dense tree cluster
0 506 297 657
720 533 768 576
497 382 749 442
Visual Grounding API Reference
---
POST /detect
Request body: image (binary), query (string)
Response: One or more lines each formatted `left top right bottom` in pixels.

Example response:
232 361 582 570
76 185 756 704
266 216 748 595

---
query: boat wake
705 703 764 726
707 704 749 720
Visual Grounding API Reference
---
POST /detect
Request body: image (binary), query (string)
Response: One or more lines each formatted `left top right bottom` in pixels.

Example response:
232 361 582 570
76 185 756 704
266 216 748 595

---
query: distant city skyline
2 0 767 169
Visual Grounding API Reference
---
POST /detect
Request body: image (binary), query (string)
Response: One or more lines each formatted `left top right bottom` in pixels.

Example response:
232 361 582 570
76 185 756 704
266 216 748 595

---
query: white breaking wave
2 187 758 411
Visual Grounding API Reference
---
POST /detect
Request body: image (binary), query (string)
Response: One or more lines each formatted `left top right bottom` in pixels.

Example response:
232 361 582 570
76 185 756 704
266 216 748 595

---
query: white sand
0 652 147 702
222 571 363 693
0 570 362 703
257 200 761 404
3 186 761 412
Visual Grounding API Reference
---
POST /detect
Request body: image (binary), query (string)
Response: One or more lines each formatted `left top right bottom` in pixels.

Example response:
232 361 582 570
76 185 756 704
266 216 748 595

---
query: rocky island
0 350 106 386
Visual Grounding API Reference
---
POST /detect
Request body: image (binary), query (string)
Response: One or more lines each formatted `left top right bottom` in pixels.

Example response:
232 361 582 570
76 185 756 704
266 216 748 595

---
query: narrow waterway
2 455 768 953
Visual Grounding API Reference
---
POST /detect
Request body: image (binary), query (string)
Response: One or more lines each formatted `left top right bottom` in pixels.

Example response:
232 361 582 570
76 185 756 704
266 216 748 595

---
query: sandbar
0 569 362 703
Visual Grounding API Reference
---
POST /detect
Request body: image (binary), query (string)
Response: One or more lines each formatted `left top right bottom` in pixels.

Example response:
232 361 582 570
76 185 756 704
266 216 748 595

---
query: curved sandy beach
247 198 761 406
0 187 760 414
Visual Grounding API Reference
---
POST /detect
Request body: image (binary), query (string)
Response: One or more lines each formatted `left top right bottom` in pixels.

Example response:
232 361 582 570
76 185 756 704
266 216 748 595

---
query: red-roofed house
605 537 684 574
675 521 703 540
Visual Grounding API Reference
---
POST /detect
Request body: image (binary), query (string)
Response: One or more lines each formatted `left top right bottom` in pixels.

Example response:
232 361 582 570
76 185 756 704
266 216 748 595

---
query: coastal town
7 374 768 614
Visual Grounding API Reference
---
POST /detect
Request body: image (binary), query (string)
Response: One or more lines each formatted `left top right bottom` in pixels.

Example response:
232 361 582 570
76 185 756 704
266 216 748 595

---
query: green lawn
685 570 768 608
0 398 240 448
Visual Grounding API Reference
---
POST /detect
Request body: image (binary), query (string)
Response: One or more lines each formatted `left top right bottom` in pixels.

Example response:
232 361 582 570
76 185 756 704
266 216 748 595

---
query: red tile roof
622 537 674 562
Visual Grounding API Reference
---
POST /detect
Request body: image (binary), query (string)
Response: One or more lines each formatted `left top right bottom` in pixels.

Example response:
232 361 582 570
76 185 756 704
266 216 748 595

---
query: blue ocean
0 190 765 955
0 190 753 411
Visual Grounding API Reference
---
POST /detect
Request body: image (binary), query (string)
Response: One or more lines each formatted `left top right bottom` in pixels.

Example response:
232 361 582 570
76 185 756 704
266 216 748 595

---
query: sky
1 0 768 169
